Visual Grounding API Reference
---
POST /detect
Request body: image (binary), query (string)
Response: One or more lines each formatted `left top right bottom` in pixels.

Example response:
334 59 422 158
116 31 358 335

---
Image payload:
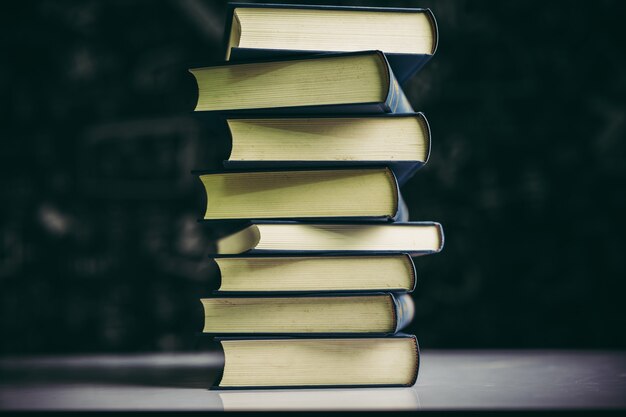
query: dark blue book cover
223 2 438 84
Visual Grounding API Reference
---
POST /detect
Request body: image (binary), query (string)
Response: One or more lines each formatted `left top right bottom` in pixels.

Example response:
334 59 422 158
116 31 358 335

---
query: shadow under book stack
189 3 444 389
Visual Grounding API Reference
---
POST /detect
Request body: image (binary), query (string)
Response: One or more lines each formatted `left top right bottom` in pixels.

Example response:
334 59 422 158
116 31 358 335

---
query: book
201 292 414 335
223 3 438 84
195 167 404 221
188 50 412 114
213 335 419 388
220 113 431 186
210 254 416 294
209 221 444 256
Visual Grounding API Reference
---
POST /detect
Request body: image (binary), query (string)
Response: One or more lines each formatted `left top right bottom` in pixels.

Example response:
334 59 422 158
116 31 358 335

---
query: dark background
2 0 625 354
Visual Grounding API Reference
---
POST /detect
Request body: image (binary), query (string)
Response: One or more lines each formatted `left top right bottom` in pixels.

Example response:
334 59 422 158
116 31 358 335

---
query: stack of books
189 3 443 389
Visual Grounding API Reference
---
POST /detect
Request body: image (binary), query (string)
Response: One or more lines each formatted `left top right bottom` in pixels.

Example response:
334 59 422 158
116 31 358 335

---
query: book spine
387 69 415 114
392 293 415 333
405 254 418 293
426 8 439 54
394 191 409 222
386 54 433 85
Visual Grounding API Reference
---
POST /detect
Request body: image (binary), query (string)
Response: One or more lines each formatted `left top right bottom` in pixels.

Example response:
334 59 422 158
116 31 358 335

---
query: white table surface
1 350 624 411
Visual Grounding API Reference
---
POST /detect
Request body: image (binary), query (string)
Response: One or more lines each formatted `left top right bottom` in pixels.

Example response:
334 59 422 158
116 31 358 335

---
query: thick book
223 3 438 84
201 292 414 335
194 167 405 222
217 113 430 186
212 334 419 389
207 221 444 256
188 50 412 114
209 254 417 294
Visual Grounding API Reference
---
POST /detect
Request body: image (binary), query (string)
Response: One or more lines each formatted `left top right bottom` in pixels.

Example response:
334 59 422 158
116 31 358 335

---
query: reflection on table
1 350 625 411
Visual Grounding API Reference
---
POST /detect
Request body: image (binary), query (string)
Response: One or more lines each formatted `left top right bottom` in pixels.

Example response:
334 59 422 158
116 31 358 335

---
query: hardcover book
194 167 405 221
209 254 417 294
208 221 444 256
201 292 414 335
188 50 412 114
223 3 438 84
213 334 420 389
211 112 431 186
